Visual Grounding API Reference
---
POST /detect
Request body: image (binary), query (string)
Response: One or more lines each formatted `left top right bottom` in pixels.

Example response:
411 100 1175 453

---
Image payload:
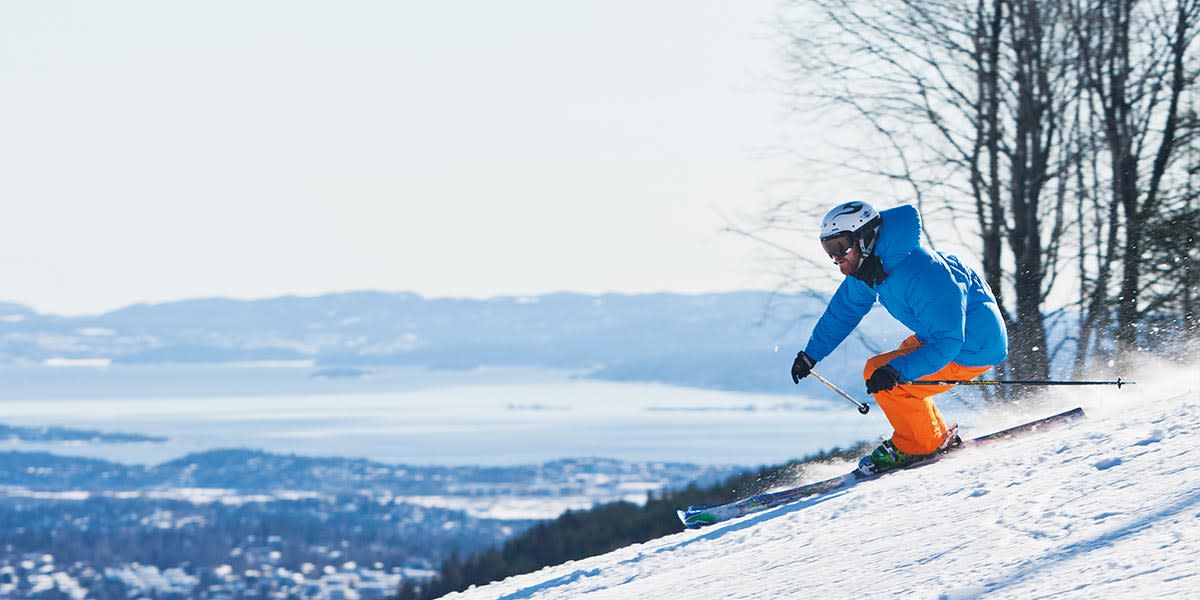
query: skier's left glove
866 365 902 394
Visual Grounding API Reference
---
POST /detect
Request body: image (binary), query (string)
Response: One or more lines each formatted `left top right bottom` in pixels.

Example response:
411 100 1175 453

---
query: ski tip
676 509 702 529
677 509 715 529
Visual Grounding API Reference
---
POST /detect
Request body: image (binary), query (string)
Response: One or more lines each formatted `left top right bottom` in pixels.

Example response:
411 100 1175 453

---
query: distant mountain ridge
0 291 906 394
0 448 737 496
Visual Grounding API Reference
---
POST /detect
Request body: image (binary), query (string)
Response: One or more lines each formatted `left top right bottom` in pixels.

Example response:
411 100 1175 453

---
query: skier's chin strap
852 231 887 287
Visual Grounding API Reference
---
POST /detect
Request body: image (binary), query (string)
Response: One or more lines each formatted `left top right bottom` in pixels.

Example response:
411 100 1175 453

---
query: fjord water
0 364 877 467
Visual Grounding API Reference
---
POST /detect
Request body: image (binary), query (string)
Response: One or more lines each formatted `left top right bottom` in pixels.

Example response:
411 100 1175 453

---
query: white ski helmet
819 201 882 258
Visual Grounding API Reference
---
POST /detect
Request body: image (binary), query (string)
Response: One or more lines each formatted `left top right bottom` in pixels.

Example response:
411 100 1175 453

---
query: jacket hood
874 205 922 271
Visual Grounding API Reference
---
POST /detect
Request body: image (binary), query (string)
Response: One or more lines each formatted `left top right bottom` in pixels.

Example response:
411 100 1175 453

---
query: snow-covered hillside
446 362 1200 599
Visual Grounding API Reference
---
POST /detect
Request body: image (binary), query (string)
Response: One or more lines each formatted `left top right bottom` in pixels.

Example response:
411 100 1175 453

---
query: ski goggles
820 233 855 259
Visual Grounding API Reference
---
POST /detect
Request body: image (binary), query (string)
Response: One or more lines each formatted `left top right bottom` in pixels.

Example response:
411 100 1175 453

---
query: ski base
677 406 1084 529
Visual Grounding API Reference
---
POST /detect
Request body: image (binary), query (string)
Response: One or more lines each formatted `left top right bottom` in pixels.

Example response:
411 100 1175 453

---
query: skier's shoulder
885 248 962 302
887 243 943 277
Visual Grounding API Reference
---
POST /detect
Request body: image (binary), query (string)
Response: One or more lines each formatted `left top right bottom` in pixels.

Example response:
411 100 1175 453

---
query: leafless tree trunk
1003 0 1074 379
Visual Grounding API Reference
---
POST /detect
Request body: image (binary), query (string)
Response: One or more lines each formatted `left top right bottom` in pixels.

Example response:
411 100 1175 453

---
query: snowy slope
445 362 1200 599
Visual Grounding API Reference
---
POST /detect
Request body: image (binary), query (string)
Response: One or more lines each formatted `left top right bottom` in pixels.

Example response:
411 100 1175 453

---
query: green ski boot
856 440 917 476
856 425 960 477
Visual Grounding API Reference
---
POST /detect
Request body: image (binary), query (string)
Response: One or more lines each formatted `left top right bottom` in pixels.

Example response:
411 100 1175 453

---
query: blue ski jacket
803 205 1008 380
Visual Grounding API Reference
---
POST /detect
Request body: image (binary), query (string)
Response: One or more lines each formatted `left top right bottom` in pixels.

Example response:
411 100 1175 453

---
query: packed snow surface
447 362 1200 599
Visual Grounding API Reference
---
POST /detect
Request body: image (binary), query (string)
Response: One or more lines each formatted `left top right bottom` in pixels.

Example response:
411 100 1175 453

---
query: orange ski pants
864 335 991 455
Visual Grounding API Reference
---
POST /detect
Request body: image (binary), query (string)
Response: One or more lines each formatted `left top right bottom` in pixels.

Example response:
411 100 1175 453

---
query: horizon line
3 287 802 319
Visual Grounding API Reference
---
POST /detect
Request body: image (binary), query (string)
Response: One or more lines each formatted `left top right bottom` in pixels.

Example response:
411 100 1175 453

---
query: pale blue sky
1 1 808 316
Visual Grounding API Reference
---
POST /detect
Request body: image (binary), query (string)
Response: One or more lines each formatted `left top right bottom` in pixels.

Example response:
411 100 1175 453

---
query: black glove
791 351 816 384
866 364 902 394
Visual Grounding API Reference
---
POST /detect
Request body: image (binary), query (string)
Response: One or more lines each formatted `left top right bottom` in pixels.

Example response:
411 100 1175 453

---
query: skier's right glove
791 351 816 384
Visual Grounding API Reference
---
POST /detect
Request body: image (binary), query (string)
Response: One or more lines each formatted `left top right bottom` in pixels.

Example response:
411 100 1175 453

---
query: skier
789 201 1009 475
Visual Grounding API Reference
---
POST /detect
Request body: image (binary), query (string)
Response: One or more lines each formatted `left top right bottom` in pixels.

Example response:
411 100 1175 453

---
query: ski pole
900 377 1134 388
808 368 871 415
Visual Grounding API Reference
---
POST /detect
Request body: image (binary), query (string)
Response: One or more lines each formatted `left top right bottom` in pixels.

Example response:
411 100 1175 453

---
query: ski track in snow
445 362 1200 599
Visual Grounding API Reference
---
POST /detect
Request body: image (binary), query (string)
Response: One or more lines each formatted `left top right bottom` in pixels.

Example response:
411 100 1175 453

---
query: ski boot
856 425 960 477
855 440 916 476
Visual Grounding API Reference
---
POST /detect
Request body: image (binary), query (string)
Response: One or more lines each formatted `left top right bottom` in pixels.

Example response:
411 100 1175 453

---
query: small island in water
0 423 167 444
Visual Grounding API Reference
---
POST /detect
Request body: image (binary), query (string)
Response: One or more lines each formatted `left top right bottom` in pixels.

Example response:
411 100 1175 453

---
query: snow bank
446 361 1200 599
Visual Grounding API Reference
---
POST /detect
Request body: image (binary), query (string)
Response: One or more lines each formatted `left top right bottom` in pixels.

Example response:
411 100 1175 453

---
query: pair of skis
677 406 1085 529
